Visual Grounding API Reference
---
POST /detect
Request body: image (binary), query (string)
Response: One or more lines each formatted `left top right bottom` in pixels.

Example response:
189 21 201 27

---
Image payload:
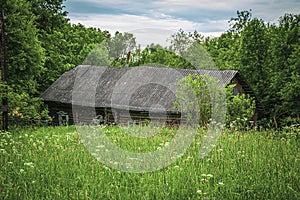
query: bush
0 82 50 129
174 76 256 130
225 84 256 130
174 74 227 127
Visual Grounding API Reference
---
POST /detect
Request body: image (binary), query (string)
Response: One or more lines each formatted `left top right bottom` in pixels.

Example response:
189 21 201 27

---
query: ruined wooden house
41 65 262 125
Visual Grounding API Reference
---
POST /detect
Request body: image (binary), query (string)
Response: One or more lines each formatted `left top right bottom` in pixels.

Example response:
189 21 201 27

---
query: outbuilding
41 65 262 126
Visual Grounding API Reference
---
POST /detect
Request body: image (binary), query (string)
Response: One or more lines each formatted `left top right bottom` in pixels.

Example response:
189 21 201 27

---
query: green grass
0 125 299 199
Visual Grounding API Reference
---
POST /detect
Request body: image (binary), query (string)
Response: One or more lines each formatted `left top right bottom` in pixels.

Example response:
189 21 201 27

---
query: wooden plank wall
46 101 183 126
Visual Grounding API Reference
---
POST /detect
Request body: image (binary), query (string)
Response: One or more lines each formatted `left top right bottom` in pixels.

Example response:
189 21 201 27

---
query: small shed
41 65 262 125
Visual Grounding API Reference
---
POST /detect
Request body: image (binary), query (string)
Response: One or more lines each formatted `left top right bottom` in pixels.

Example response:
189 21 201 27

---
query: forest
0 1 299 199
1 0 300 129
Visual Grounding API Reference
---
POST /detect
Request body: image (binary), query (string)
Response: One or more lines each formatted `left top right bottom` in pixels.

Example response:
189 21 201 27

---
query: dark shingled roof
41 65 261 112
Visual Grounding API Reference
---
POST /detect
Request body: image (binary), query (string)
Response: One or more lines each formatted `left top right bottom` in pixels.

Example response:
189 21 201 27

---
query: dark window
233 85 239 95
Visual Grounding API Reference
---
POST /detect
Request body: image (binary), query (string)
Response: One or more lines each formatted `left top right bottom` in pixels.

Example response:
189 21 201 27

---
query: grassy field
0 125 299 199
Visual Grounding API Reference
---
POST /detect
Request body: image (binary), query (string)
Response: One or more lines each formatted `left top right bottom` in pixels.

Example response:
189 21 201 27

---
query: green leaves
226 84 256 130
4 0 45 95
0 83 48 127
204 11 300 127
2 0 110 124
174 74 226 126
1 1 299 128
174 75 256 129
82 43 112 66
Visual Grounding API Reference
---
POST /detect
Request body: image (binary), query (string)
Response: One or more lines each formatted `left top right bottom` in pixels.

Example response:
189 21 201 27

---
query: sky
64 0 300 47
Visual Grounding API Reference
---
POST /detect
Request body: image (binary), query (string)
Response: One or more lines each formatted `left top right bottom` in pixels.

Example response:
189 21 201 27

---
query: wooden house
41 65 262 126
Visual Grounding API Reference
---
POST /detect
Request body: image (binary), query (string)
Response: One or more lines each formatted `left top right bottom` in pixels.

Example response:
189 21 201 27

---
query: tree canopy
0 0 299 128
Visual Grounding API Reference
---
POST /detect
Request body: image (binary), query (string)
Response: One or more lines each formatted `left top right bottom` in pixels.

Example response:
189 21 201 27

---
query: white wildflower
196 190 203 194
24 162 34 168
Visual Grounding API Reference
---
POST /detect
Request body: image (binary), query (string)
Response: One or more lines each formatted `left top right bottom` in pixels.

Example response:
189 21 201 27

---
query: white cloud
66 0 300 47
154 0 236 10
68 13 225 47
68 13 189 32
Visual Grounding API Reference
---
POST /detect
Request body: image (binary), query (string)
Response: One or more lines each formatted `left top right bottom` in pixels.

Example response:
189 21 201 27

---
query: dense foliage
174 74 256 129
0 0 299 128
0 2 299 198
203 11 300 127
1 0 110 126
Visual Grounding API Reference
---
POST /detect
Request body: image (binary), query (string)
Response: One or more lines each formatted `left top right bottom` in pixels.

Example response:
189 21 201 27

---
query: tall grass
0 126 299 199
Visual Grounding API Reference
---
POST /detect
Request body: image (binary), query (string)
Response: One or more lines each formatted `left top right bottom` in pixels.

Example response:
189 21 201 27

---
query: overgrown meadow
0 125 299 199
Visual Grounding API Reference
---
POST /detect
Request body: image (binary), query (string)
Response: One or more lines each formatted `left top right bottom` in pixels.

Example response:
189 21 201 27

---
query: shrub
174 74 225 127
0 82 50 128
174 75 256 130
225 84 256 130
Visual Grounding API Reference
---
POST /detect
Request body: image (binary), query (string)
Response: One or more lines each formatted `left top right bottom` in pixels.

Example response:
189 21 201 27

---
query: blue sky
64 0 300 47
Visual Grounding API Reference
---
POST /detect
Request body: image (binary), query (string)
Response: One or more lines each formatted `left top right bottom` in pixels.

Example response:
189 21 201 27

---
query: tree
168 28 193 55
136 44 193 69
174 74 228 126
203 32 240 70
82 43 112 66
3 0 45 95
229 10 252 33
174 74 255 129
2 0 111 125
174 74 212 126
27 0 68 33
269 14 300 122
107 32 137 66
238 18 269 100
37 22 110 92
205 11 300 126
279 45 300 119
